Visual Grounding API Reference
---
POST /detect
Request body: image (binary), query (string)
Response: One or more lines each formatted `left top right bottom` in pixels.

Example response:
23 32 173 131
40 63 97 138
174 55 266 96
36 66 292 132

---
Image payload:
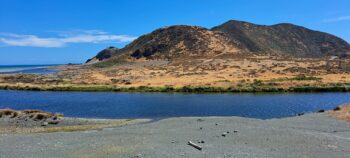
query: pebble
196 140 205 143
41 122 48 126
197 119 204 122
318 109 325 113
132 154 143 158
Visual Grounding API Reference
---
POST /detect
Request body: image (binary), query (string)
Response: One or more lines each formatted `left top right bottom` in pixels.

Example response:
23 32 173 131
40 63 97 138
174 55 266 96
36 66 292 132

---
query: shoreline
1 106 348 134
0 117 150 134
0 108 150 134
1 83 350 93
0 65 61 73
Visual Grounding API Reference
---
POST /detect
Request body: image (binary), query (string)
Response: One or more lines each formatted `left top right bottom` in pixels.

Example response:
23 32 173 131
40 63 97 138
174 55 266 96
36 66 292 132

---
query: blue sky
0 0 350 65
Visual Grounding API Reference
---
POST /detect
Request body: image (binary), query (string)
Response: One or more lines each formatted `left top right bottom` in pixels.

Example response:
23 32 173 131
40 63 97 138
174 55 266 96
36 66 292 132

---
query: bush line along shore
1 83 350 93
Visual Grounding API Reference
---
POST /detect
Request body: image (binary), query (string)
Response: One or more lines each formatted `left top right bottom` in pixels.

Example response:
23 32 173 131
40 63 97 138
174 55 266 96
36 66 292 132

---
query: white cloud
0 30 137 47
50 29 109 37
323 16 350 23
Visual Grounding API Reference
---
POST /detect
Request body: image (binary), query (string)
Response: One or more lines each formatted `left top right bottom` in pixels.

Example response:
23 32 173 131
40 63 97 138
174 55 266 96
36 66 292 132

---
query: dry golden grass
1 55 349 91
329 104 350 122
68 55 350 88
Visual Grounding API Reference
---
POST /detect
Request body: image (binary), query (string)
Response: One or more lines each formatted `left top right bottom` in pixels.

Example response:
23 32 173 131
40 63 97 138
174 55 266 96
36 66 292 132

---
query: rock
131 154 143 158
318 109 325 113
41 122 48 126
187 141 202 150
48 120 60 125
0 109 19 118
197 119 204 122
0 109 64 127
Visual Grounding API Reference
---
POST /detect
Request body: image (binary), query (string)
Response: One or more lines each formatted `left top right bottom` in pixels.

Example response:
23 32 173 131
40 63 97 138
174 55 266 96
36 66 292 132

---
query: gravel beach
1 112 349 158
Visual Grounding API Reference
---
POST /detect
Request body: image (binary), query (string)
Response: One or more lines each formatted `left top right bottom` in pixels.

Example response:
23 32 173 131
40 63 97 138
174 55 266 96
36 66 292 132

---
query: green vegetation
288 85 350 92
1 83 349 93
290 75 322 81
252 79 263 86
333 106 341 111
268 75 323 82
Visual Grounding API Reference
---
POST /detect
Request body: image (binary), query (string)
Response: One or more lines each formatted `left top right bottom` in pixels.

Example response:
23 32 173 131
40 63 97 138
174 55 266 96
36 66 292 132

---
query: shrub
333 106 341 111
291 75 322 81
252 79 263 86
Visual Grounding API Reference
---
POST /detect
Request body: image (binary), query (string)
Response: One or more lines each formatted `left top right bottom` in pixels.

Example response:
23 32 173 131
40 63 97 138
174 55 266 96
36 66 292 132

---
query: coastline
0 65 60 72
0 65 61 75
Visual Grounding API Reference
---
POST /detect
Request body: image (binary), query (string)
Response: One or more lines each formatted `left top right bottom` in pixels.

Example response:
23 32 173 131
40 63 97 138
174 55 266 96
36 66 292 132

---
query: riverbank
1 82 350 93
0 109 149 134
1 56 350 93
1 106 349 158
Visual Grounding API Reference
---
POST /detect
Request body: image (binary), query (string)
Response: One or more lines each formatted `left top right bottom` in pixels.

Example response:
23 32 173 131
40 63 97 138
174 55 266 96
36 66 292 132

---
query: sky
0 0 350 65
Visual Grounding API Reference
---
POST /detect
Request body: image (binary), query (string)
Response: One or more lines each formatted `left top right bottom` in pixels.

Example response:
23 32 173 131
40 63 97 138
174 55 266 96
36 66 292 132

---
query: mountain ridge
87 20 350 64
212 20 350 57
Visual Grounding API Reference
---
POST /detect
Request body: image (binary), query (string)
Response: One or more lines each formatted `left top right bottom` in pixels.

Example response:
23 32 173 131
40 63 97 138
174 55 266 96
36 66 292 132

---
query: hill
87 25 243 63
87 20 350 64
212 20 350 57
2 20 350 93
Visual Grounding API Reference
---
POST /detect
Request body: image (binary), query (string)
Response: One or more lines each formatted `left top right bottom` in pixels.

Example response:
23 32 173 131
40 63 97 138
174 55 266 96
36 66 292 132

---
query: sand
329 104 350 122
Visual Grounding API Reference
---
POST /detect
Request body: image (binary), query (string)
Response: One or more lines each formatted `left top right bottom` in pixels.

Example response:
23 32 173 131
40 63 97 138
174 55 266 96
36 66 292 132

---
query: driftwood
187 141 202 150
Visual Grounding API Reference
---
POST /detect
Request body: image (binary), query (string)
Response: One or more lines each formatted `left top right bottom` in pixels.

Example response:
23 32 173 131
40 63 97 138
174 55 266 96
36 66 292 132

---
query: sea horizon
0 64 62 74
0 64 62 67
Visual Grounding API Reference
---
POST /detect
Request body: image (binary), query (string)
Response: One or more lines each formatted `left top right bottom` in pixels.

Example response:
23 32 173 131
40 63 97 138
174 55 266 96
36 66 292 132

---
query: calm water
1 90 350 119
0 65 59 74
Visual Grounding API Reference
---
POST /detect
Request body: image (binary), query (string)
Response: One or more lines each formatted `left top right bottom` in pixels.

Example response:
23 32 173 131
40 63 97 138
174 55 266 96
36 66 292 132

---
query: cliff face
87 20 350 64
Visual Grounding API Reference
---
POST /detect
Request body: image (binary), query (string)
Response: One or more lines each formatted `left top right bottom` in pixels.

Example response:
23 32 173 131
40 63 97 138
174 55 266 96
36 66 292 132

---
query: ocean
0 64 60 74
